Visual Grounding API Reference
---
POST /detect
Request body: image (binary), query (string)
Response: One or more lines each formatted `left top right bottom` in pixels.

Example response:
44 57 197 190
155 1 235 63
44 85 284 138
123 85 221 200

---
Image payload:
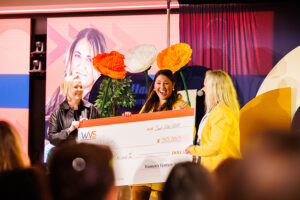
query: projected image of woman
45 28 107 122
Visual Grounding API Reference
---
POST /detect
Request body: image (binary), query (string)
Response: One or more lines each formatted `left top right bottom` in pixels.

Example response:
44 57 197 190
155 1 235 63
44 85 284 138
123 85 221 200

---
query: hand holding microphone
197 89 204 96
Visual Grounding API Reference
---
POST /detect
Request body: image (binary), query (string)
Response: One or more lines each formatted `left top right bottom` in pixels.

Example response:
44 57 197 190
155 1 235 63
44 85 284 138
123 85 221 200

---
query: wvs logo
80 130 97 140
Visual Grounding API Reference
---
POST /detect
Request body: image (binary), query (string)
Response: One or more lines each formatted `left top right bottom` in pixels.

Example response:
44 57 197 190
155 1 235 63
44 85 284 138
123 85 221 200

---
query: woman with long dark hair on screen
124 69 189 200
185 70 241 171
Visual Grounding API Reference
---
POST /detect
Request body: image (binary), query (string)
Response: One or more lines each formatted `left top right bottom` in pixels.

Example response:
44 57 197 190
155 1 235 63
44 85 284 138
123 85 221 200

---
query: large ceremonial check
77 108 194 186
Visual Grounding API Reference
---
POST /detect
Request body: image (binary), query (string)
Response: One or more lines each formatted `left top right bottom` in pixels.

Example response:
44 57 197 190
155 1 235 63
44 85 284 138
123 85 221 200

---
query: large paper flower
124 44 157 73
93 51 128 116
157 43 192 106
157 43 192 72
93 51 127 79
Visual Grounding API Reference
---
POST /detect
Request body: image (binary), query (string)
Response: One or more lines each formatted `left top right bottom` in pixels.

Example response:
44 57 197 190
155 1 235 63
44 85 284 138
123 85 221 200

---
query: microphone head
197 89 204 96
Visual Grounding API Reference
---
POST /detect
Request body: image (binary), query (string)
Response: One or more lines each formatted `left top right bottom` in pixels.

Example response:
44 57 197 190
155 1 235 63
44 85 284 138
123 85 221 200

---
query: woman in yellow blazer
186 70 241 171
124 69 189 200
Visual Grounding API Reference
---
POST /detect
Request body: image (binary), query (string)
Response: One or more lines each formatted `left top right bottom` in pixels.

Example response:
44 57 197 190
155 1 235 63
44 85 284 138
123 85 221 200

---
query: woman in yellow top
124 69 188 200
185 70 241 171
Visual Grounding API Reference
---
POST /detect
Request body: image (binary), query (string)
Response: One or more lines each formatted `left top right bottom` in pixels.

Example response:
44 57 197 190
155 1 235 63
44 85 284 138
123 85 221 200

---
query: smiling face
71 38 95 91
154 74 174 102
67 79 83 102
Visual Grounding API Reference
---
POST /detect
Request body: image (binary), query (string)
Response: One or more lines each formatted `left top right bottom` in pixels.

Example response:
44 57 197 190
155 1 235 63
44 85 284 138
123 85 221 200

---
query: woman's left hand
173 102 188 110
80 117 88 122
122 112 132 117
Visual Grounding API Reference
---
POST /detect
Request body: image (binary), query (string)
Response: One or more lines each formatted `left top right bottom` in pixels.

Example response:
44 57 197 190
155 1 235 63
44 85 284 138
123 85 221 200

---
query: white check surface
78 112 194 186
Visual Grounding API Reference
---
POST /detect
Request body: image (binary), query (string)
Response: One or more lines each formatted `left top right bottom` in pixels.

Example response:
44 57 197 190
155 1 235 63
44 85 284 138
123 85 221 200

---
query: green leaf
95 76 135 118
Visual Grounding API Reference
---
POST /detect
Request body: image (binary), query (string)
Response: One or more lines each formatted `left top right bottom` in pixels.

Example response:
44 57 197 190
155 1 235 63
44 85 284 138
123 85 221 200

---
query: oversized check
77 108 194 186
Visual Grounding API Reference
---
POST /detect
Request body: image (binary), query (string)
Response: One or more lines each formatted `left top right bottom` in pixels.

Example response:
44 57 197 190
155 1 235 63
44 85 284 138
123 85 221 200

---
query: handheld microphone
197 89 204 96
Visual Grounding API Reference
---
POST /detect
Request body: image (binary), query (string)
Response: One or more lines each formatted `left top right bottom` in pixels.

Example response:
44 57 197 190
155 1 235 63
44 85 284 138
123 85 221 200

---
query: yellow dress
132 97 189 198
190 103 241 171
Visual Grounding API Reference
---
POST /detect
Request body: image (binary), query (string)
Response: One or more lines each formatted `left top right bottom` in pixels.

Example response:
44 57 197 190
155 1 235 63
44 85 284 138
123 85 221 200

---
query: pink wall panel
0 18 30 74
0 18 30 156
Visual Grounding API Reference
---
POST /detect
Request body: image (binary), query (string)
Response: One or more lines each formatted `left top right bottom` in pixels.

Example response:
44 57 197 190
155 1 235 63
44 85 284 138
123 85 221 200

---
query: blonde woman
0 121 30 172
185 70 241 171
48 75 99 146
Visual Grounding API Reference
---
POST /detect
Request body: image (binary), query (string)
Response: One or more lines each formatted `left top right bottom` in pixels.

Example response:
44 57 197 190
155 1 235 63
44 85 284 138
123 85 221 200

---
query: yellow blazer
190 103 241 171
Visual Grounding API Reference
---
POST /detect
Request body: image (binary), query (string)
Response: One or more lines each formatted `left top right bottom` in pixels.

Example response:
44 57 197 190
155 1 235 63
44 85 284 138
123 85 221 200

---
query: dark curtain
179 3 274 106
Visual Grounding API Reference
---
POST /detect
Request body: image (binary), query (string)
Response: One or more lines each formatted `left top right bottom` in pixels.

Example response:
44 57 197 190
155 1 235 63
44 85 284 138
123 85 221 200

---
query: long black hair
142 70 180 113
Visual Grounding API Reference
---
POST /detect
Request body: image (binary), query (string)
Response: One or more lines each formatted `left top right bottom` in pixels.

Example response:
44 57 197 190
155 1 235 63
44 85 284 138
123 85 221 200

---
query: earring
172 88 175 91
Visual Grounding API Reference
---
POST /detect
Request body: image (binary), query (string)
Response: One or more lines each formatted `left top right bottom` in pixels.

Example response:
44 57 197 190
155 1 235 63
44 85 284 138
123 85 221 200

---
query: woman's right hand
173 101 188 110
68 121 80 134
122 112 132 117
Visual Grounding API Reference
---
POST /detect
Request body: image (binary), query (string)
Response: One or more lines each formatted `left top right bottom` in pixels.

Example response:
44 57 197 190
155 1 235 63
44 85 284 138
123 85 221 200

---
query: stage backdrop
0 18 30 155
45 13 179 160
46 13 179 100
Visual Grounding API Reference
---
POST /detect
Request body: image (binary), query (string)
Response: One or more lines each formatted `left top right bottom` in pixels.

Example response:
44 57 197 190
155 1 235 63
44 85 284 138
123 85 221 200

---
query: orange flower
157 43 192 72
93 51 127 79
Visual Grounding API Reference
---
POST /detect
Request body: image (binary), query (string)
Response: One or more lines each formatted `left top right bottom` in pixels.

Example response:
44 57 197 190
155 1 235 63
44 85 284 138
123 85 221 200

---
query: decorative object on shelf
35 41 44 52
93 51 135 117
157 43 192 106
32 60 42 71
30 39 46 73
124 44 157 92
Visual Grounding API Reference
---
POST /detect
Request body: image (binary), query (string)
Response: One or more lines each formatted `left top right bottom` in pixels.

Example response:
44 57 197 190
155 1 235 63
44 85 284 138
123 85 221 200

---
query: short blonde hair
204 70 240 119
60 75 81 96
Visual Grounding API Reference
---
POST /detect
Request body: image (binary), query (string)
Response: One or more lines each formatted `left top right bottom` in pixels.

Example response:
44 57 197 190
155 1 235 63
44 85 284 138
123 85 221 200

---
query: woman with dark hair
161 161 215 200
126 69 188 114
124 69 189 200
